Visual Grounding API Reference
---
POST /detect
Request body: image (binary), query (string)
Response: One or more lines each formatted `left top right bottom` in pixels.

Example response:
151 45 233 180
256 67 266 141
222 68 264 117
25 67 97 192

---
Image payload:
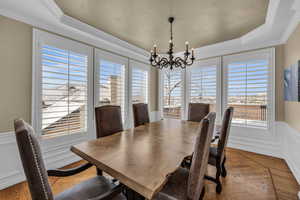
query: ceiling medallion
150 17 195 70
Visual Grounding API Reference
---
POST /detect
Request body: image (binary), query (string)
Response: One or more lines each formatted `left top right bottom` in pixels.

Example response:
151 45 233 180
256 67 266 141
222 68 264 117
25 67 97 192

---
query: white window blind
96 59 126 117
190 65 217 112
132 68 148 104
41 45 88 135
226 58 269 128
163 70 182 119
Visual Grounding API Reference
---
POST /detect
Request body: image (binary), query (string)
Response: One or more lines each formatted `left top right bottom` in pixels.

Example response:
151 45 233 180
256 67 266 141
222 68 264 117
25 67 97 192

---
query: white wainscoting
277 121 300 184
1 119 299 190
0 111 162 190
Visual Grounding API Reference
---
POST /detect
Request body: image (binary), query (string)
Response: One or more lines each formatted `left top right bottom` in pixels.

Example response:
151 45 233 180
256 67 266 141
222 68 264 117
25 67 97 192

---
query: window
162 70 183 119
33 30 93 137
223 49 274 128
131 61 149 104
94 49 128 124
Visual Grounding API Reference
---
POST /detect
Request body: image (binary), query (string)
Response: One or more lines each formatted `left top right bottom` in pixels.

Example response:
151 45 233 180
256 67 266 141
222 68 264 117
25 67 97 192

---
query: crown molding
0 0 298 63
280 0 300 44
40 0 63 19
41 0 150 61
175 0 296 60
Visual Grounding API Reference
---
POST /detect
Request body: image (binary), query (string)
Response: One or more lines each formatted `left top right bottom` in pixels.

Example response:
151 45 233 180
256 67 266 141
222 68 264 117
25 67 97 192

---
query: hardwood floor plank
0 148 298 200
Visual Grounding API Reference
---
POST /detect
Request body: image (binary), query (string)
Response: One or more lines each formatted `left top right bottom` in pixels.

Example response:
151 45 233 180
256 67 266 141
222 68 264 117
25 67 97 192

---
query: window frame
94 48 130 128
32 29 94 140
129 60 151 126
222 48 275 130
185 57 222 123
129 60 150 105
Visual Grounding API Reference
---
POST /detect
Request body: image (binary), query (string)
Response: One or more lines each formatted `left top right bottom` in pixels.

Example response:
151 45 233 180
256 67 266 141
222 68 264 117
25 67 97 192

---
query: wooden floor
0 148 299 200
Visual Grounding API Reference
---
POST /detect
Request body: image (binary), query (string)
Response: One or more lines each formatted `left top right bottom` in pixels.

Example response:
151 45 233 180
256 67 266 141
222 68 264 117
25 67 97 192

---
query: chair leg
221 156 227 178
199 187 205 200
97 168 103 176
215 162 222 194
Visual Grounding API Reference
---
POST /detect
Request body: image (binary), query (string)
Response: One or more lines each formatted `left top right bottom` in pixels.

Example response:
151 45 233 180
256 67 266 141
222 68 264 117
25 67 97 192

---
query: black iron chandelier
150 17 195 70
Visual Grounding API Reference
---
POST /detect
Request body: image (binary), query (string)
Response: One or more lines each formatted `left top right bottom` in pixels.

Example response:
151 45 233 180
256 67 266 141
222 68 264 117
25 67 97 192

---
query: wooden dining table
71 118 217 199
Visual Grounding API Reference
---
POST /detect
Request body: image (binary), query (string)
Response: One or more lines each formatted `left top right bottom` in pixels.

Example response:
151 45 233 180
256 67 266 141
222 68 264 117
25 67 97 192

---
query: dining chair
95 105 123 176
154 112 216 200
14 119 126 200
206 107 234 194
132 103 150 127
187 103 210 122
95 105 123 138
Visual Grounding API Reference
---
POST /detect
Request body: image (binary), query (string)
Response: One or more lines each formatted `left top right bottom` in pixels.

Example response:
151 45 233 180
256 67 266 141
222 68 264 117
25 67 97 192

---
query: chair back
95 105 123 138
188 112 216 200
14 119 54 200
132 103 150 127
188 103 210 122
217 107 234 159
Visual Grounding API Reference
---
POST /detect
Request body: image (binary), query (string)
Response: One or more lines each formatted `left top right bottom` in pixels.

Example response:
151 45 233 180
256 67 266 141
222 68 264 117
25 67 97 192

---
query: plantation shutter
96 59 126 118
41 45 88 135
190 65 217 111
226 59 269 128
132 68 148 104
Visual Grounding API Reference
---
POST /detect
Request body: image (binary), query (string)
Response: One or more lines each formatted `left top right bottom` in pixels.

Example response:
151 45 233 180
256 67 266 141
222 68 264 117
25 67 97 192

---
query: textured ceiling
55 0 269 53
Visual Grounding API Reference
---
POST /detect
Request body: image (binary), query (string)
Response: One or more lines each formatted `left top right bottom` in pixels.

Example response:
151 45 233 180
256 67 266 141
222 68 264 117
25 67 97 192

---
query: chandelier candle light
150 17 195 70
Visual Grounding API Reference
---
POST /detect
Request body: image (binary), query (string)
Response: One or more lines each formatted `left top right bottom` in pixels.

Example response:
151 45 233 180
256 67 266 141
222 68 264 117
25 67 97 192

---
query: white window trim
222 48 275 131
129 60 151 127
94 48 130 129
32 29 95 142
185 57 222 123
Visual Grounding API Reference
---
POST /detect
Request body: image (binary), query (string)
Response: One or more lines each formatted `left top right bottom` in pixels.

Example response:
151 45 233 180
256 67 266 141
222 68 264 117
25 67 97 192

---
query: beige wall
0 15 158 132
0 15 32 132
283 23 300 132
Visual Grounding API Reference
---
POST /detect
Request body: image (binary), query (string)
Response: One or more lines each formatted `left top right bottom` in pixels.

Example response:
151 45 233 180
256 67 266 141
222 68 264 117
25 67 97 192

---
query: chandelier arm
185 57 195 66
174 57 185 68
159 57 169 68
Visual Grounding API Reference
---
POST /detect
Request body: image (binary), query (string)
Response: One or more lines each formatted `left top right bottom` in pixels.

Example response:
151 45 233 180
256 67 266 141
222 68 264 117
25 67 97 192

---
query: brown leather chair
187 103 210 122
132 103 150 127
95 105 123 138
206 107 234 194
14 119 126 200
154 112 216 200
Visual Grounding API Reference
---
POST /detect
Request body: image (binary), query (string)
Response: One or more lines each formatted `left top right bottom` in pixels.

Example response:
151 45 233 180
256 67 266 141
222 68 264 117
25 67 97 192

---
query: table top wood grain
71 119 200 199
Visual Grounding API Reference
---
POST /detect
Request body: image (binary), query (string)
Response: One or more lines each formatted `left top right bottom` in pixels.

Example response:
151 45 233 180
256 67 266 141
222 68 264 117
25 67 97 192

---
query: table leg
124 187 145 200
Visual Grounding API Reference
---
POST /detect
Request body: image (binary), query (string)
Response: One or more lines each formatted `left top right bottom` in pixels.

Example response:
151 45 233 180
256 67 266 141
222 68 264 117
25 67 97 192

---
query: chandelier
150 17 195 70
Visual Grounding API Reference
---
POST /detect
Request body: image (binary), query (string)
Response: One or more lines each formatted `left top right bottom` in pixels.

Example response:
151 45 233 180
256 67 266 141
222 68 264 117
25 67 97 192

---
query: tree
164 70 181 108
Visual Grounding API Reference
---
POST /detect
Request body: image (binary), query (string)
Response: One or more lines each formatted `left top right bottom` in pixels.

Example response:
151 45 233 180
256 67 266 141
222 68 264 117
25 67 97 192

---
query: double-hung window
186 58 221 121
32 30 93 137
94 49 129 126
131 60 149 104
223 49 274 128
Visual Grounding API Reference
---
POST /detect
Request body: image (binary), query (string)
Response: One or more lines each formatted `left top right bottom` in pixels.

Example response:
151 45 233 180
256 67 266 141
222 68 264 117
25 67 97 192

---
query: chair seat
153 167 189 200
55 176 126 200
